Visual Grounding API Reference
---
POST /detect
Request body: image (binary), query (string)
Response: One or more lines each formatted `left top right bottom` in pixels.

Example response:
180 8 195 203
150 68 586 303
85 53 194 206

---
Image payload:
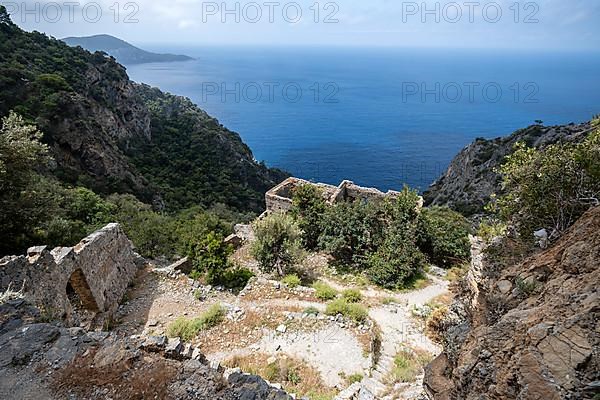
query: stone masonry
265 177 406 213
0 223 143 326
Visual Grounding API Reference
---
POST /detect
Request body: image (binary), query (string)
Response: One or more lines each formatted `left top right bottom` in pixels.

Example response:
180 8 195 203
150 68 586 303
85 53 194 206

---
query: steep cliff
0 6 286 212
424 206 600 399
423 122 593 215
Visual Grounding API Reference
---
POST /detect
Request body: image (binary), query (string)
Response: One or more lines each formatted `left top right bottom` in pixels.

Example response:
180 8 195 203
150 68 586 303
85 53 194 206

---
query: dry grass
386 347 434 384
241 281 318 302
224 353 337 400
0 281 25 304
196 309 285 353
52 347 177 400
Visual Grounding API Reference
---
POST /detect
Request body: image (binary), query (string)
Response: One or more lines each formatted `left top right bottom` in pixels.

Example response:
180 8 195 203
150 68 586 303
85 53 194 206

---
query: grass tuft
166 303 226 341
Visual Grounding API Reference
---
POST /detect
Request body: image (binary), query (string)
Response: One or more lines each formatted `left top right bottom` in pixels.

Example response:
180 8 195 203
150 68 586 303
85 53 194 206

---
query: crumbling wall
265 177 408 213
0 223 143 325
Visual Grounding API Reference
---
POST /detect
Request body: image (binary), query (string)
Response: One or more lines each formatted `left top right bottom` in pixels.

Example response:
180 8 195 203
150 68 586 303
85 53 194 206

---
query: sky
2 0 600 50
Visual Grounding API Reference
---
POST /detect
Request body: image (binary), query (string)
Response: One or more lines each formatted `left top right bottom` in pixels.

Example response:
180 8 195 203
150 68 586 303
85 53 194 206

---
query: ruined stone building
265 177 409 213
0 223 143 327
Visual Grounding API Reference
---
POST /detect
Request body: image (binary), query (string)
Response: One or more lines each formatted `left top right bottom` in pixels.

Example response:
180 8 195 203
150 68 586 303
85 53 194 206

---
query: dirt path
117 268 449 398
362 276 448 397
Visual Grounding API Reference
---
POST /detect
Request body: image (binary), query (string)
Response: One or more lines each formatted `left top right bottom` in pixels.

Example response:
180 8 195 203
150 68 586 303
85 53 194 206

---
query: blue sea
127 46 600 192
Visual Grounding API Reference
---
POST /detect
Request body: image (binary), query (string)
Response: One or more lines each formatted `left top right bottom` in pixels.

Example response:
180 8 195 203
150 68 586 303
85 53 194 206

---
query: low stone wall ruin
265 177 405 213
0 223 143 325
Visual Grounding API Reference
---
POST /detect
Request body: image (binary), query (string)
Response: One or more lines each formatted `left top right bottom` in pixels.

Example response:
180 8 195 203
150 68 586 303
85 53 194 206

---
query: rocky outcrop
0 301 293 400
424 206 600 399
0 224 143 327
0 7 287 212
423 122 593 215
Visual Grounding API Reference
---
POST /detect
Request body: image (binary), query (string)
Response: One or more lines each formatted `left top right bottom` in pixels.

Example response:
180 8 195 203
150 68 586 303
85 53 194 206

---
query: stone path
117 267 449 398
361 276 448 397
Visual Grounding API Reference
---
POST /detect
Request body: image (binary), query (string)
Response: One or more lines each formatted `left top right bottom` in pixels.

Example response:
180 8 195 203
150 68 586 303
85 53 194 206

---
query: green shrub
313 281 338 300
208 267 254 290
251 212 303 276
166 317 198 341
318 187 427 290
167 303 226 341
347 373 363 384
342 289 362 303
303 306 320 315
282 274 302 288
367 228 427 289
477 219 508 242
417 207 471 268
515 277 538 297
290 184 327 250
318 200 384 268
188 231 233 274
495 125 600 238
325 298 368 323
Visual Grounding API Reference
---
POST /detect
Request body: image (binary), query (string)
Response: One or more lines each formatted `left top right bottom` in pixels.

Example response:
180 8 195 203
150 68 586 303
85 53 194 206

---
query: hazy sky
3 0 600 50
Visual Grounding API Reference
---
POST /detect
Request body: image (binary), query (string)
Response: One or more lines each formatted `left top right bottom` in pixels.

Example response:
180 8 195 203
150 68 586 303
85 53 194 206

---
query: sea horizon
126 45 600 191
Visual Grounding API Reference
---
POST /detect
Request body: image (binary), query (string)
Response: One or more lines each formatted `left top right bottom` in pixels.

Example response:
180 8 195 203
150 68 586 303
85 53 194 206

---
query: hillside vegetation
0 5 286 257
0 5 286 214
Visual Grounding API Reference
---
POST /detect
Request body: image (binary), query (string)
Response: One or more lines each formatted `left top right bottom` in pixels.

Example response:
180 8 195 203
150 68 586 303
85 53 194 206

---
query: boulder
170 257 193 274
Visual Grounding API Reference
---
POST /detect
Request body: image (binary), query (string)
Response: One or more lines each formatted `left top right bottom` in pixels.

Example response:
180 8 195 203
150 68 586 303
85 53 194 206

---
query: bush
290 184 327 250
390 348 433 383
208 267 254 290
251 212 303 276
313 281 338 300
282 274 302 288
166 303 226 341
187 231 233 275
477 218 508 242
495 125 600 238
325 298 368 322
318 200 384 268
417 207 471 268
342 289 362 303
303 306 320 315
347 373 363 384
318 187 428 290
367 228 427 289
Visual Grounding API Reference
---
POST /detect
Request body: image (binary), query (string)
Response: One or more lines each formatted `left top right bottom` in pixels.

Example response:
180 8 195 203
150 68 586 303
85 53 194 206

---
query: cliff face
423 122 593 215
0 6 286 212
44 61 154 198
424 206 600 399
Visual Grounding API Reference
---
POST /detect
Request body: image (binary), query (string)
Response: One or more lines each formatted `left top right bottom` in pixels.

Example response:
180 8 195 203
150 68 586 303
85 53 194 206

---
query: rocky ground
424 206 600 400
109 246 449 400
0 300 293 400
0 241 450 400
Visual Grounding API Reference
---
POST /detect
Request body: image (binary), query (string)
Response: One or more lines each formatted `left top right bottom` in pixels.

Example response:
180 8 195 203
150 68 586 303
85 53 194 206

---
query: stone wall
0 223 143 325
265 177 407 213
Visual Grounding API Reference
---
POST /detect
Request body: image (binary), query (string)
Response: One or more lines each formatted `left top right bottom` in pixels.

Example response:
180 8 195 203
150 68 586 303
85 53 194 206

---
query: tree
318 200 384 268
0 112 51 255
495 123 600 239
417 206 471 268
290 184 327 250
367 228 426 289
251 212 303 276
0 112 48 191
